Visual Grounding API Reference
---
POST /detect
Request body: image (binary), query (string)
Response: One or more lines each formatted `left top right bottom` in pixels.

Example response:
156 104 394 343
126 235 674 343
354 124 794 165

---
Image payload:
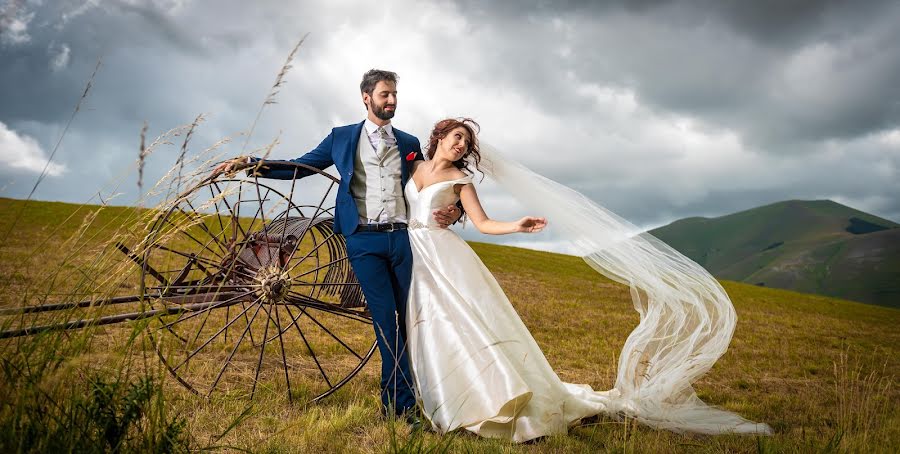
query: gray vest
350 128 406 223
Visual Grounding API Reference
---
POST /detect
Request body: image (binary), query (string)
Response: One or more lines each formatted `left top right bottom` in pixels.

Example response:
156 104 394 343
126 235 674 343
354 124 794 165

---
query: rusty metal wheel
141 163 375 402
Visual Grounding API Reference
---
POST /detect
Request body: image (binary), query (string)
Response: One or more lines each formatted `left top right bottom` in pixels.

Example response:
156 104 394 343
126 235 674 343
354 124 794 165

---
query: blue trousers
345 229 417 415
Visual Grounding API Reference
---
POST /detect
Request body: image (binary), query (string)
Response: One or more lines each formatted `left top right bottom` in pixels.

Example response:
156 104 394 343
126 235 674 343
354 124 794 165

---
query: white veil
478 143 772 435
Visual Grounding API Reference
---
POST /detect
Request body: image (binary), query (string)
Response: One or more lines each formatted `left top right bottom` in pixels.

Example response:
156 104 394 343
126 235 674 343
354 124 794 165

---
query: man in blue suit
216 69 460 424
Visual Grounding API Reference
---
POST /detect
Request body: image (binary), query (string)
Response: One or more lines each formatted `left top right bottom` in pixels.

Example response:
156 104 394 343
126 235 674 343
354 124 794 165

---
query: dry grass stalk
833 344 893 447
2 57 103 243
241 33 309 154
175 113 206 193
138 121 149 193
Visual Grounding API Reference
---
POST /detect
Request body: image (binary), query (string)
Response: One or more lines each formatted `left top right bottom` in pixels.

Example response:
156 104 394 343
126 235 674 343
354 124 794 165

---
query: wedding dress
404 146 772 442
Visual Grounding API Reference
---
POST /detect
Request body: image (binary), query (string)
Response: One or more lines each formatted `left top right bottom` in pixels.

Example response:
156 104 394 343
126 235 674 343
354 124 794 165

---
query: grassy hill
650 199 900 308
1 197 898 453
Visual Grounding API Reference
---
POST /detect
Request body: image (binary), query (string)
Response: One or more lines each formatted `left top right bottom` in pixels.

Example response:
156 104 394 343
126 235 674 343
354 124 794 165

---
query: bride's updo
425 118 482 173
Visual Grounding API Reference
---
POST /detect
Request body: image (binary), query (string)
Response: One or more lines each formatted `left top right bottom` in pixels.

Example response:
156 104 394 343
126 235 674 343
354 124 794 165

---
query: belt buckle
383 223 395 232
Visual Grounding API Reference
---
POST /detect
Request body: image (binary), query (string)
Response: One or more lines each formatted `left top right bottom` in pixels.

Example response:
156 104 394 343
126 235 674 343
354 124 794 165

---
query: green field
1 197 898 453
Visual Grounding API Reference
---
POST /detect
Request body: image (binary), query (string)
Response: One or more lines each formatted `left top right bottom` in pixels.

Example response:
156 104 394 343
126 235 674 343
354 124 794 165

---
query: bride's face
437 127 471 162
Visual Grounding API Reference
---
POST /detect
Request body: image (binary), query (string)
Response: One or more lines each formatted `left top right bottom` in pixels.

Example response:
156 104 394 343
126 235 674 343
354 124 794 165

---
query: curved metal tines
264 215 333 238
323 233 366 309
297 218 365 308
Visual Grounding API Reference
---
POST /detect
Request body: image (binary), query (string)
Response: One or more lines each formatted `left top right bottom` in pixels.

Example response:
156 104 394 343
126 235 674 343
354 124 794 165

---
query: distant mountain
650 200 900 308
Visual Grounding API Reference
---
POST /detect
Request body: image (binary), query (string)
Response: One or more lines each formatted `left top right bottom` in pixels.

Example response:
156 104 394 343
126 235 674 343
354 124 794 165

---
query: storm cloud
1 0 898 252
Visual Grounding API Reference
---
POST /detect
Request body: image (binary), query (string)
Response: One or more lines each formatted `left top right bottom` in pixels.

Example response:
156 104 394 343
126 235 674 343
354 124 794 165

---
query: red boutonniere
405 152 417 162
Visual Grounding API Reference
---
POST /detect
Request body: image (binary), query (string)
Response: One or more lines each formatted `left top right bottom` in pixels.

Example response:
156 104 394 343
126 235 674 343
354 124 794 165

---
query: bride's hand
515 216 547 233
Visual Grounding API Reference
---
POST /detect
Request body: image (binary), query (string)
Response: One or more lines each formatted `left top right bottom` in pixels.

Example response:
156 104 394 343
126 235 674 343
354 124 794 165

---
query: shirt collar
364 118 393 137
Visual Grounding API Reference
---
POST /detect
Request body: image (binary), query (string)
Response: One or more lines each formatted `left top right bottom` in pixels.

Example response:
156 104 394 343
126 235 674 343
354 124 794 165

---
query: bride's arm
458 183 546 235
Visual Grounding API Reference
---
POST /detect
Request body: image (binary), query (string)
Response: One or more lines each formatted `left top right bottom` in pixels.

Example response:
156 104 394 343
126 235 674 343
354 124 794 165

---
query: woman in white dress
404 118 772 442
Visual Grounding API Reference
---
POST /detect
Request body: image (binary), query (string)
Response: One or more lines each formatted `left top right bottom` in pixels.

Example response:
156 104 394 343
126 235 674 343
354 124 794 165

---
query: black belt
356 222 408 232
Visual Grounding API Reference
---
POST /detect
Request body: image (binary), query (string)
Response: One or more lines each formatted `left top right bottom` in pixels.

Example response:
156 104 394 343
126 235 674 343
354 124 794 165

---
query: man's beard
371 101 396 120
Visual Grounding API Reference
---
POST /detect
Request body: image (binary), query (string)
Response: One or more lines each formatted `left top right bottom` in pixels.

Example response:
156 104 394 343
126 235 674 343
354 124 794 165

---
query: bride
404 117 772 442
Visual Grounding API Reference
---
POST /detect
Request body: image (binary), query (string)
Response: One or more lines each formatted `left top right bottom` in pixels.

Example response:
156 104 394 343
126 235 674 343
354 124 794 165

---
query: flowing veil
478 143 772 435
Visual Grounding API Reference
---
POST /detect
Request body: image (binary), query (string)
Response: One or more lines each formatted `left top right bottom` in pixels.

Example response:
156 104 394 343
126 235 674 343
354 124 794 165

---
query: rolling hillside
1 197 898 452
651 200 900 308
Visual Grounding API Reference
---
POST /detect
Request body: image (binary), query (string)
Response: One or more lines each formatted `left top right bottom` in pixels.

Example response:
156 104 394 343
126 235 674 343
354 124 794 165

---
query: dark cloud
0 0 334 204
452 0 900 148
1 0 898 255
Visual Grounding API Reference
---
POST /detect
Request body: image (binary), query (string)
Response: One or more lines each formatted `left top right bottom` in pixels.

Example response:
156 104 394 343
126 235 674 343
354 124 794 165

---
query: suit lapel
347 121 365 168
394 129 410 186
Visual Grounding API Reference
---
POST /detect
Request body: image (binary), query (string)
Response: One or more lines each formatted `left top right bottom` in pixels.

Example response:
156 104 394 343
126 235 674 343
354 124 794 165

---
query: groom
216 69 460 421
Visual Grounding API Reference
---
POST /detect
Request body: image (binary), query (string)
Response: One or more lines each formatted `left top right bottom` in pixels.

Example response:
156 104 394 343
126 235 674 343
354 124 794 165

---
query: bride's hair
425 118 482 173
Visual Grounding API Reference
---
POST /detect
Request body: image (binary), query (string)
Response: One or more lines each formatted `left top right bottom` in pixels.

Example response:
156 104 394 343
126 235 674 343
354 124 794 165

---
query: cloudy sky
2 0 899 253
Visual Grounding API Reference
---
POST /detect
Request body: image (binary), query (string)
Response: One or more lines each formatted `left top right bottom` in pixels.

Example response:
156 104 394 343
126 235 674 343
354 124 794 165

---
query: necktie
375 126 389 160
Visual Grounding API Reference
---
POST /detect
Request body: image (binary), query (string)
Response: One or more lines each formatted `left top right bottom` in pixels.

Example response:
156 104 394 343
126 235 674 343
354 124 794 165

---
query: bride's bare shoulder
447 169 468 180
449 170 472 194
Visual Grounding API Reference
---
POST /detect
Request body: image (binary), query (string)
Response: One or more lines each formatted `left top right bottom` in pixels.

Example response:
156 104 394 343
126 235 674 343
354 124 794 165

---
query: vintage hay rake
0 162 376 403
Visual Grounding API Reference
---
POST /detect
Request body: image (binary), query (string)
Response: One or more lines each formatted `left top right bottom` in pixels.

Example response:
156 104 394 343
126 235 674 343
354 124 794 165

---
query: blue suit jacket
252 121 423 236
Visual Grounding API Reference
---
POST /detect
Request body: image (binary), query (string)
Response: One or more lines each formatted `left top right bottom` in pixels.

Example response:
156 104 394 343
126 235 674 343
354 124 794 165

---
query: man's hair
360 69 398 95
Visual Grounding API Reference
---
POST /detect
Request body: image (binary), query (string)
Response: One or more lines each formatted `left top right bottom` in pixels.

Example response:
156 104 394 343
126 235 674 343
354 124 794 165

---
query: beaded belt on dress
407 219 427 230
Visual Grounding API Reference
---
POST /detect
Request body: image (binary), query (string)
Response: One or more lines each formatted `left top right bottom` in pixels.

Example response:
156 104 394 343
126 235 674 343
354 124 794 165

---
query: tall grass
0 146 244 452
0 325 191 453
833 344 893 450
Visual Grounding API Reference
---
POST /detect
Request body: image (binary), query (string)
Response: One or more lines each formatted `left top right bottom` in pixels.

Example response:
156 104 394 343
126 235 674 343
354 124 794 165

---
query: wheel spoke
283 294 370 324
284 232 338 275
224 305 230 344
208 184 228 239
160 291 254 331
185 296 216 356
246 182 271 235
232 181 245 246
236 301 259 347
280 180 336 269
211 181 249 242
149 284 253 292
171 295 261 372
291 256 349 280
250 301 273 399
152 244 224 270
276 169 300 265
208 301 265 395
234 181 268 269
273 305 293 402
162 216 224 260
283 304 362 361
180 198 229 254
290 304 332 388
293 282 361 287
311 342 377 403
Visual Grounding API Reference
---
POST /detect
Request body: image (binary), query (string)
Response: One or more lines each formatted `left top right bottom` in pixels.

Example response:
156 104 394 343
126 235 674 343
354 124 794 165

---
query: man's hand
212 156 248 176
432 205 462 229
